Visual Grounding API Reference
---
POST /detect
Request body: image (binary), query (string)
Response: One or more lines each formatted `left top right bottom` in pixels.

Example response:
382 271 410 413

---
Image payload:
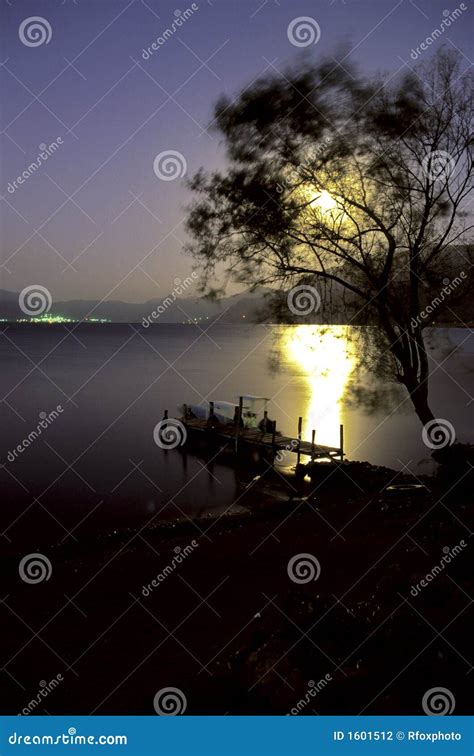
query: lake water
1 324 471 548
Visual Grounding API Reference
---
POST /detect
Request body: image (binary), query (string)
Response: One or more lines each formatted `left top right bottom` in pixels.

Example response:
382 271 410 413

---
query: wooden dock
182 418 344 462
161 396 344 463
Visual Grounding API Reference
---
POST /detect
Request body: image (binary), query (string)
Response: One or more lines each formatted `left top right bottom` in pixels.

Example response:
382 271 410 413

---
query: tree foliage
186 49 473 425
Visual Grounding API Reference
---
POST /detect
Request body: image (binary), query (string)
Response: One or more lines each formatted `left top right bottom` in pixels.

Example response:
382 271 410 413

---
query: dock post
339 423 344 462
297 416 302 466
209 401 214 419
234 404 239 452
311 429 315 462
271 422 276 465
183 403 187 419
234 397 243 453
263 410 268 433
163 409 168 421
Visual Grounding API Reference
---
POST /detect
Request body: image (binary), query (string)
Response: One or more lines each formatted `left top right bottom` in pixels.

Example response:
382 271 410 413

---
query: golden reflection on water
281 325 357 447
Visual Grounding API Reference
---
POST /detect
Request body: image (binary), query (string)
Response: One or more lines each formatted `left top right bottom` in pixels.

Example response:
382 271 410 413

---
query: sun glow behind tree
309 189 338 213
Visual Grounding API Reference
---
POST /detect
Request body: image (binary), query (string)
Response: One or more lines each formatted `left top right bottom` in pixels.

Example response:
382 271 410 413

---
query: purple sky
1 0 472 303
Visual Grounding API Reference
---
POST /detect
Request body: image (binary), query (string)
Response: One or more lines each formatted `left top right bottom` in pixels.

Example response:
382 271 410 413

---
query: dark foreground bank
1 452 472 715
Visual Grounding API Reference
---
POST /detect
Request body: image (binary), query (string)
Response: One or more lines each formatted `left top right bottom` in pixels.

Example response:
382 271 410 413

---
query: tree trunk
382 314 436 428
408 386 436 426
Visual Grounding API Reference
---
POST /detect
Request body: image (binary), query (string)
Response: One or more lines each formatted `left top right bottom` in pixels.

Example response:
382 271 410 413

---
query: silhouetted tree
186 49 473 429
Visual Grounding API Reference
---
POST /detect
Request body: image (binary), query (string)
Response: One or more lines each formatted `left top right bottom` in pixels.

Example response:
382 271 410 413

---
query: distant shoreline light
11 314 111 324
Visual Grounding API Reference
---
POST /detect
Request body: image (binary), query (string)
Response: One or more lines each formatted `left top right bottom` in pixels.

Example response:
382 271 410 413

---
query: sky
1 0 473 304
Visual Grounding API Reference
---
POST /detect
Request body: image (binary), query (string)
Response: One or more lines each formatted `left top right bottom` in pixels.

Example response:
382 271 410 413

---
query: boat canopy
185 401 236 425
184 396 270 429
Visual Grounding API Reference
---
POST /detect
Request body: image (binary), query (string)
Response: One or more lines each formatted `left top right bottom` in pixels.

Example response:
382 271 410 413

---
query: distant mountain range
0 288 270 324
1 243 472 325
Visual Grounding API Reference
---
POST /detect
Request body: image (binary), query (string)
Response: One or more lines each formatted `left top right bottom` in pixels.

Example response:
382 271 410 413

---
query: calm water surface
1 324 471 547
